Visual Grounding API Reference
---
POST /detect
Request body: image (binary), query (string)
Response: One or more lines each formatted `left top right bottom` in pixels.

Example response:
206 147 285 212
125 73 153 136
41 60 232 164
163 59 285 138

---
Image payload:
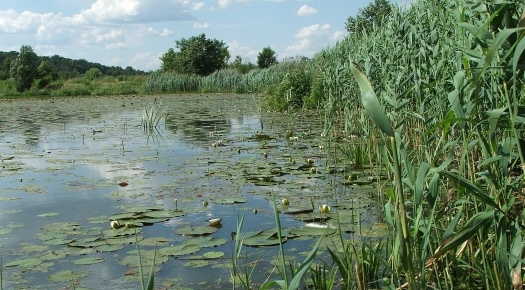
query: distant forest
0 51 147 80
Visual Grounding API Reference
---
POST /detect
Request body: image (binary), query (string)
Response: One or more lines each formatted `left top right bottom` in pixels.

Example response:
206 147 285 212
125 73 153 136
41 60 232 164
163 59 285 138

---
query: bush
264 69 312 109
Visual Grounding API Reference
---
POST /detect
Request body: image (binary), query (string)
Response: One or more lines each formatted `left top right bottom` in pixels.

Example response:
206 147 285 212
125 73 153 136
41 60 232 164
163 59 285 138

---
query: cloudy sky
0 0 399 71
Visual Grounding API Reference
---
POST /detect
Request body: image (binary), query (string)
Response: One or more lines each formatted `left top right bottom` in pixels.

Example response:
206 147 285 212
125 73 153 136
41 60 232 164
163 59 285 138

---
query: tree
345 0 393 34
85 67 103 80
10 45 38 92
257 46 278 68
229 55 256 74
36 60 57 89
160 34 230 76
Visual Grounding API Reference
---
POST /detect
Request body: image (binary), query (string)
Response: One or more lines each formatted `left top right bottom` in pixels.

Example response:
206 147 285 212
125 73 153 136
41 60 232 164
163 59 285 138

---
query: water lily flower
282 198 289 206
208 218 222 226
110 220 121 229
320 204 331 214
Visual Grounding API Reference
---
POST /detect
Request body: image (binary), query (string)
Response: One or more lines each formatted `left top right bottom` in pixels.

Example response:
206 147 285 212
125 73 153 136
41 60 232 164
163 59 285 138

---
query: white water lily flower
110 220 121 229
320 204 331 214
208 218 222 226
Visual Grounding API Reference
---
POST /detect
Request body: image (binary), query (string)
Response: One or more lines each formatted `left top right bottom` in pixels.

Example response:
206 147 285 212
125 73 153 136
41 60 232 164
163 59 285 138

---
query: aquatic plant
141 98 168 131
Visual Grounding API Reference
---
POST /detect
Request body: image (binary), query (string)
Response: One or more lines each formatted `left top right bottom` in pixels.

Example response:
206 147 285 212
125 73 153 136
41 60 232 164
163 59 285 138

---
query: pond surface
0 94 384 289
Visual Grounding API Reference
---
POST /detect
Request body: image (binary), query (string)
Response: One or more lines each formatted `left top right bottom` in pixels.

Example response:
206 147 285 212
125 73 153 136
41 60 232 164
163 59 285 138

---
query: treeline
0 50 146 81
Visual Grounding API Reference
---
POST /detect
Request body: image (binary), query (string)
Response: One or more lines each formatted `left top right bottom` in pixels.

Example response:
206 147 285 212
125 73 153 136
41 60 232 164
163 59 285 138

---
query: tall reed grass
315 0 525 288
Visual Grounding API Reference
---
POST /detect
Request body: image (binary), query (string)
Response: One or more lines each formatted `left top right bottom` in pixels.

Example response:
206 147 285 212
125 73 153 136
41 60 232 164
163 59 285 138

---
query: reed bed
311 0 525 289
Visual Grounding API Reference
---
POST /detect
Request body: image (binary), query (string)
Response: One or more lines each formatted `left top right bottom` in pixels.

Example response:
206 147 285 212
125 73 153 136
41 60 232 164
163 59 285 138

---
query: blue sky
0 0 402 71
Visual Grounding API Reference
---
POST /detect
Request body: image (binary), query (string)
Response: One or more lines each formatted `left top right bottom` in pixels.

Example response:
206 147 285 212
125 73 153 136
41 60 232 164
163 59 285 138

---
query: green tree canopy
85 67 103 80
257 46 278 68
160 33 230 76
10 45 38 92
345 0 393 34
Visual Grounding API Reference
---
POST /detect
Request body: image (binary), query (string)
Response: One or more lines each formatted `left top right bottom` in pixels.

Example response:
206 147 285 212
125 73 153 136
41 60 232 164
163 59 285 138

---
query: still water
0 94 381 289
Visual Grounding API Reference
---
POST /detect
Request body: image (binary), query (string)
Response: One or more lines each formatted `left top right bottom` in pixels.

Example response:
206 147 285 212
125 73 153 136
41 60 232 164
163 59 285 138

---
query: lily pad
212 196 247 204
49 270 90 282
203 251 224 259
183 260 209 268
174 225 219 236
6 258 43 268
242 229 287 247
73 257 105 265
288 224 336 236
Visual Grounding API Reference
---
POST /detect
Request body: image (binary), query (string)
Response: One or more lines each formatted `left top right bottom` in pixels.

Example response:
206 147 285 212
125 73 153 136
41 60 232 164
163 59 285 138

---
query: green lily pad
194 237 228 248
203 251 224 259
49 270 89 282
174 225 219 236
279 206 313 214
96 244 126 252
6 258 43 268
142 209 186 218
74 257 105 265
0 228 13 235
0 196 20 201
242 229 287 247
288 224 337 236
212 196 247 204
38 212 60 217
183 260 209 268
159 244 202 256
123 205 164 213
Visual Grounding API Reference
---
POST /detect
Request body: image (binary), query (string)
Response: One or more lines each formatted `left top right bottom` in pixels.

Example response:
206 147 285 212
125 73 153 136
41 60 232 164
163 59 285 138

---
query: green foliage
257 46 278 68
264 58 312 109
229 55 256 74
10 45 38 93
345 0 393 34
85 68 103 81
160 34 230 76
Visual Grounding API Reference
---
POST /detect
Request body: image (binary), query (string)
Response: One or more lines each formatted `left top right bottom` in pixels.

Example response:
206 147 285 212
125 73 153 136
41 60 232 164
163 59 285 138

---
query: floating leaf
38 212 60 217
6 258 43 268
183 260 209 268
212 197 247 204
289 225 336 236
73 257 105 265
203 251 224 259
242 229 287 247
48 270 89 282
174 225 219 236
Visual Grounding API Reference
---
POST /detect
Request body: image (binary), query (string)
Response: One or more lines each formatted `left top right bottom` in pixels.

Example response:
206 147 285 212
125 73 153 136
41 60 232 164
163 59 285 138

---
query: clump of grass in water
141 98 168 131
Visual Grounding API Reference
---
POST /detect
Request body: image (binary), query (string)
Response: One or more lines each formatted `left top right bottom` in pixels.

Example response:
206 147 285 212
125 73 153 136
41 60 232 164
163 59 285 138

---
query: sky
0 0 402 71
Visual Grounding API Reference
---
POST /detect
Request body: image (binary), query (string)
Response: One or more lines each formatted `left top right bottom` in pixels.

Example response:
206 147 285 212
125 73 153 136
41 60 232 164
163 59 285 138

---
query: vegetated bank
310 0 525 289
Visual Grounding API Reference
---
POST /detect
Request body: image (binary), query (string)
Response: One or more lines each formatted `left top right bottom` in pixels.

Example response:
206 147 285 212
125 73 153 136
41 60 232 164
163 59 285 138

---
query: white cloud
225 40 260 63
285 23 339 57
297 5 316 17
193 22 210 29
131 51 160 70
0 9 55 33
218 0 251 9
295 24 330 38
286 38 311 53
331 31 346 42
139 27 173 37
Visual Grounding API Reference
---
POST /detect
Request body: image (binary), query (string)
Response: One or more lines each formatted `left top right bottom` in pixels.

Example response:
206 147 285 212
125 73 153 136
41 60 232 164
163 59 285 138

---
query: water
0 94 382 289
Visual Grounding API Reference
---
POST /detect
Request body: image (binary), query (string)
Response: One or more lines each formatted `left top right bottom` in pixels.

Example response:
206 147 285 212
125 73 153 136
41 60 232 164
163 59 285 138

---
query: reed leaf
350 62 394 137
438 170 499 209
426 210 494 266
